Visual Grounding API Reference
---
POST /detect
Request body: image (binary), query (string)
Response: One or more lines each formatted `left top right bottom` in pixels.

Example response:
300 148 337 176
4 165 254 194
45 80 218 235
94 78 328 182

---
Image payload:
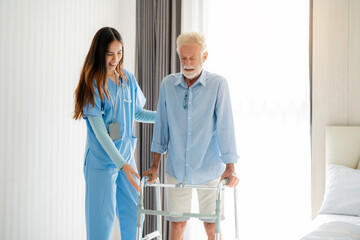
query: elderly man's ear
202 51 208 62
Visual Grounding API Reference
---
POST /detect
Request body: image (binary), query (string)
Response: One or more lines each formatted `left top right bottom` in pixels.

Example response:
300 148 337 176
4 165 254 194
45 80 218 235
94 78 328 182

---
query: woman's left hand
122 163 141 192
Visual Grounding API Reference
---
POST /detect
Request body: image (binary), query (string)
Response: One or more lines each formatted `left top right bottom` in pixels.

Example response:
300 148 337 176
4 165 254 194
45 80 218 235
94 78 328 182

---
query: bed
300 126 360 240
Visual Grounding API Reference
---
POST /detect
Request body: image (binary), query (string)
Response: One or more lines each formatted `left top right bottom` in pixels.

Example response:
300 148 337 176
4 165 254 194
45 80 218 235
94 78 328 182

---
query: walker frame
136 176 239 240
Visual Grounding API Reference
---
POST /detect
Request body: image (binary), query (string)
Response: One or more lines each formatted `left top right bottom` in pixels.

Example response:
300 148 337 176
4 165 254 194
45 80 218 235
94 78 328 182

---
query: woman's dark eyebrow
106 50 122 53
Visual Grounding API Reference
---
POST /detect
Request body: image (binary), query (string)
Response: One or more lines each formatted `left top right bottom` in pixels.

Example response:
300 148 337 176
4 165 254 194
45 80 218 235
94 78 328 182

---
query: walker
136 175 239 240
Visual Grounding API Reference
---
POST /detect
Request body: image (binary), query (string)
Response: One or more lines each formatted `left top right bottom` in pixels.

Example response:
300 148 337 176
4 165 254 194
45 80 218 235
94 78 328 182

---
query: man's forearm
226 163 235 171
152 152 162 168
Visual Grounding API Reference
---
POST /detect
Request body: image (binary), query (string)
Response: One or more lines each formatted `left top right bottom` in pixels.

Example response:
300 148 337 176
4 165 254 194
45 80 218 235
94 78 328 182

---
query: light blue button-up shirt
151 70 239 184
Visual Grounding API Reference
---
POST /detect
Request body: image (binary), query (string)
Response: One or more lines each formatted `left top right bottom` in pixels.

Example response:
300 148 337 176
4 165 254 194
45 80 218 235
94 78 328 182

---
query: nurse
73 27 155 240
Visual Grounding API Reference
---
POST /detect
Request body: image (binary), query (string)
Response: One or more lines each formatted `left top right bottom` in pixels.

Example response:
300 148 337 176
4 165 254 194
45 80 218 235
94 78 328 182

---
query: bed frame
326 126 360 169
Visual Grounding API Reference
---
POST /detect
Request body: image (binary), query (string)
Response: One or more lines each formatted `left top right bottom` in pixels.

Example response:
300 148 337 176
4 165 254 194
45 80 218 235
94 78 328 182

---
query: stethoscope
106 71 132 123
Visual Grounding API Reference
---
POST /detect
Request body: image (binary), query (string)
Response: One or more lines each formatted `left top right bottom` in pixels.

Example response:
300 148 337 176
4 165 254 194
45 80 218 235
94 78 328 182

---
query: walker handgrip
146 174 152 181
223 177 230 185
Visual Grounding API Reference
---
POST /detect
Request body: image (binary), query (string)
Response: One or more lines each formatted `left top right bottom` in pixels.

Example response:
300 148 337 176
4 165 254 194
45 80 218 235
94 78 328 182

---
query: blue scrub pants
84 159 139 240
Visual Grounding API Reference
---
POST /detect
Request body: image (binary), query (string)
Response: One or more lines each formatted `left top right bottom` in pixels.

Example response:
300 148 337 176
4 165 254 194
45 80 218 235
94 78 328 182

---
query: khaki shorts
165 174 225 223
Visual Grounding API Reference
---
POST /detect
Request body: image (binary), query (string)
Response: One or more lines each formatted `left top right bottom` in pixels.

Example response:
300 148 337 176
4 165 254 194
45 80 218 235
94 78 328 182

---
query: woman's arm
88 115 127 169
134 109 156 123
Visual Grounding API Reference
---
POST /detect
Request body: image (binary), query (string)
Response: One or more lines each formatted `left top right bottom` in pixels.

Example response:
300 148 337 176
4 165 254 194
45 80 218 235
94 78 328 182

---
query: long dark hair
73 27 126 120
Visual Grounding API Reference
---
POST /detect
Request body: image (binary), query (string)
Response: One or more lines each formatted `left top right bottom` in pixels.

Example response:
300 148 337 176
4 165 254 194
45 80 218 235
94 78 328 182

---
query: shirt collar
175 70 207 87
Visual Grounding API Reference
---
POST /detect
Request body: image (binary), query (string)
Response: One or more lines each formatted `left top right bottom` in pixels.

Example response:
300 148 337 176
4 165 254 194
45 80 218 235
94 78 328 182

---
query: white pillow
318 164 360 216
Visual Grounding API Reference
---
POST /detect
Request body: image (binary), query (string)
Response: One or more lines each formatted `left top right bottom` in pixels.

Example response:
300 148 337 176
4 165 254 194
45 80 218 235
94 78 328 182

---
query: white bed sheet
300 214 360 240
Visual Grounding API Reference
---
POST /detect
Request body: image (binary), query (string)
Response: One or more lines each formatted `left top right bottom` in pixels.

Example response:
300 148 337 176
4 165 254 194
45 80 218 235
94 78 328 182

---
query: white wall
312 0 360 218
0 0 136 239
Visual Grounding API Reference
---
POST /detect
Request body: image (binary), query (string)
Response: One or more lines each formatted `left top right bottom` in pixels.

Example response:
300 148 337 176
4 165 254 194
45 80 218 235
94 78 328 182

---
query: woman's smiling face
106 40 123 74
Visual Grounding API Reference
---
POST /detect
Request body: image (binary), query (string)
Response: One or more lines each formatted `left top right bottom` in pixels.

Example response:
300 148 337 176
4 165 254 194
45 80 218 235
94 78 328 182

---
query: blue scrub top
83 69 146 169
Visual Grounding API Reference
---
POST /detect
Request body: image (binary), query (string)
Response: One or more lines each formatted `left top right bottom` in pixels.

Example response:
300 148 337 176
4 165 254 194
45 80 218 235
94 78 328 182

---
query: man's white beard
181 62 203 80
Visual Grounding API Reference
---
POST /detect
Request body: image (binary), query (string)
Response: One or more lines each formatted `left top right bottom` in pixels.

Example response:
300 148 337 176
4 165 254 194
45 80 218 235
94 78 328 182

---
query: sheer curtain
184 0 311 239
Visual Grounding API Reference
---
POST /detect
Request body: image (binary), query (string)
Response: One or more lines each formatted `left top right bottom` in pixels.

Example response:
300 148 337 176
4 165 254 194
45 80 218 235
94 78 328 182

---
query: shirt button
186 164 189 166
187 148 189 151
188 132 191 135
188 117 191 120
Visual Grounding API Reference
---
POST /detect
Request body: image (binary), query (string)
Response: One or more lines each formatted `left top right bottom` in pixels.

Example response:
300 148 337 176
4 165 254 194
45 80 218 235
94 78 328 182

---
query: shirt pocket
113 136 137 162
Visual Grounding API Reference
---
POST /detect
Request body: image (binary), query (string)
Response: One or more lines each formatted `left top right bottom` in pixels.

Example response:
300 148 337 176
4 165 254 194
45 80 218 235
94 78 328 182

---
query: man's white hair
176 32 207 55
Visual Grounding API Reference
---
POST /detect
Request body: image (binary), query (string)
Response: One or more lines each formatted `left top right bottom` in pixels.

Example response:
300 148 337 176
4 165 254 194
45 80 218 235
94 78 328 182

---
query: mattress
300 214 360 239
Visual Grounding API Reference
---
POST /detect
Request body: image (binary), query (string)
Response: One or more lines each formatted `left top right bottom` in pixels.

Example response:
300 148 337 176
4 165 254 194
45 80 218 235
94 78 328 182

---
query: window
184 1 311 239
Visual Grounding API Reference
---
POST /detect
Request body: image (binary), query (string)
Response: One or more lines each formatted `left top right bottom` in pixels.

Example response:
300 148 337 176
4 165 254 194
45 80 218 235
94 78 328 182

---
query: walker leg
136 194 144 240
155 183 162 239
215 199 221 240
234 188 239 240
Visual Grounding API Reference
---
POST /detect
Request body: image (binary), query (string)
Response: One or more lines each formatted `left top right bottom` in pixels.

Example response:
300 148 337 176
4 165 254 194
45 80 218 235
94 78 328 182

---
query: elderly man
144 32 239 240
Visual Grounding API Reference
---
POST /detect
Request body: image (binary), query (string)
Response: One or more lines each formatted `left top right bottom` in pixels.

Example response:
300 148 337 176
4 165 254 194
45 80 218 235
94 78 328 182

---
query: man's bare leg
170 221 187 240
204 222 222 240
